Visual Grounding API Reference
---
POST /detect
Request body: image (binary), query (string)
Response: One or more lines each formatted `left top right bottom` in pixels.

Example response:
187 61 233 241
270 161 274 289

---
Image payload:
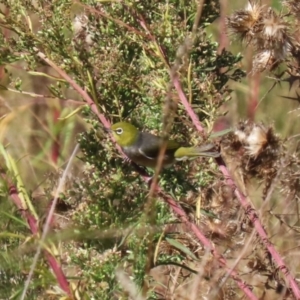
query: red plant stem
44 252 71 294
173 74 300 298
3 173 71 296
218 160 300 299
173 76 204 133
35 50 125 156
51 107 60 164
7 182 38 234
158 187 258 300
35 51 108 127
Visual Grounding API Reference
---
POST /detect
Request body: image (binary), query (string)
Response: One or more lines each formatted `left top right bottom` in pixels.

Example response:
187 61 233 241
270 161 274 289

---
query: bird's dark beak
104 127 112 133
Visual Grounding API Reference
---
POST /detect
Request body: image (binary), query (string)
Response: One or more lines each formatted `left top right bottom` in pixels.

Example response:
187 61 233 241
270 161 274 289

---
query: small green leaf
210 128 233 138
166 237 199 261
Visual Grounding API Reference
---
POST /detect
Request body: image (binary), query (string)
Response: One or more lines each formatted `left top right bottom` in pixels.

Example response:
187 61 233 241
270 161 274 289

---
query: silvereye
108 122 220 168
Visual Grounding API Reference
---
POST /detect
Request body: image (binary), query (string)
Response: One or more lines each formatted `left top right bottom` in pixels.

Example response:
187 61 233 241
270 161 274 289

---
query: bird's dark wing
137 132 180 159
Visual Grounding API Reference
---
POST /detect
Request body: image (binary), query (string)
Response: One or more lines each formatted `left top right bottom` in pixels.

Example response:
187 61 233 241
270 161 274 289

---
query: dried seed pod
257 8 292 54
226 1 264 43
252 50 279 72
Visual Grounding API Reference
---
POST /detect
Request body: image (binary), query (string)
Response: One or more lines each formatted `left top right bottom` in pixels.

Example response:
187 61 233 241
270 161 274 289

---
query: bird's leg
122 156 131 164
130 162 155 187
130 161 151 178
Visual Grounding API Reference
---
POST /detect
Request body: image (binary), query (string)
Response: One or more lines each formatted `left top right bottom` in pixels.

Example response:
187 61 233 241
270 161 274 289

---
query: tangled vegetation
0 0 300 299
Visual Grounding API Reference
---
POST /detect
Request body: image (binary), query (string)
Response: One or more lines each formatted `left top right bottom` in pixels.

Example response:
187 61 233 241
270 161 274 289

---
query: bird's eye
115 128 123 135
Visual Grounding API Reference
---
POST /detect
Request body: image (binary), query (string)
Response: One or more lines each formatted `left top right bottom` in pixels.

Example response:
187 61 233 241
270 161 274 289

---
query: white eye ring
115 128 123 135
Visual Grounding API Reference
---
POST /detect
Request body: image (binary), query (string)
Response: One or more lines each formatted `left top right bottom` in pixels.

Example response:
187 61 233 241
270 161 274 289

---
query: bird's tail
174 144 220 160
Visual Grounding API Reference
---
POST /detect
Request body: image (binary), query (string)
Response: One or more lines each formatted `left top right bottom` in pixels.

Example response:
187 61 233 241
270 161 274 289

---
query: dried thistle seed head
225 221 238 236
262 9 288 41
260 9 291 51
252 50 279 72
253 43 291 73
232 121 281 193
234 129 247 143
234 120 254 141
283 0 300 19
249 9 292 73
226 1 264 42
244 124 268 157
234 122 271 158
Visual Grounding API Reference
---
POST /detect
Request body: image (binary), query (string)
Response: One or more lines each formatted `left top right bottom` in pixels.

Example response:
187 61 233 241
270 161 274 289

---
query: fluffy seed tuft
226 1 264 43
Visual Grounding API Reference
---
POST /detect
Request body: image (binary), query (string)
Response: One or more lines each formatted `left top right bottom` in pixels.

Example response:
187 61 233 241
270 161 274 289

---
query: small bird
107 122 220 168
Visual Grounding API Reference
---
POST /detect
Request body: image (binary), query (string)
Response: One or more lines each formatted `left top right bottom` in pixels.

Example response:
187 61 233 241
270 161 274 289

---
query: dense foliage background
0 0 300 299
